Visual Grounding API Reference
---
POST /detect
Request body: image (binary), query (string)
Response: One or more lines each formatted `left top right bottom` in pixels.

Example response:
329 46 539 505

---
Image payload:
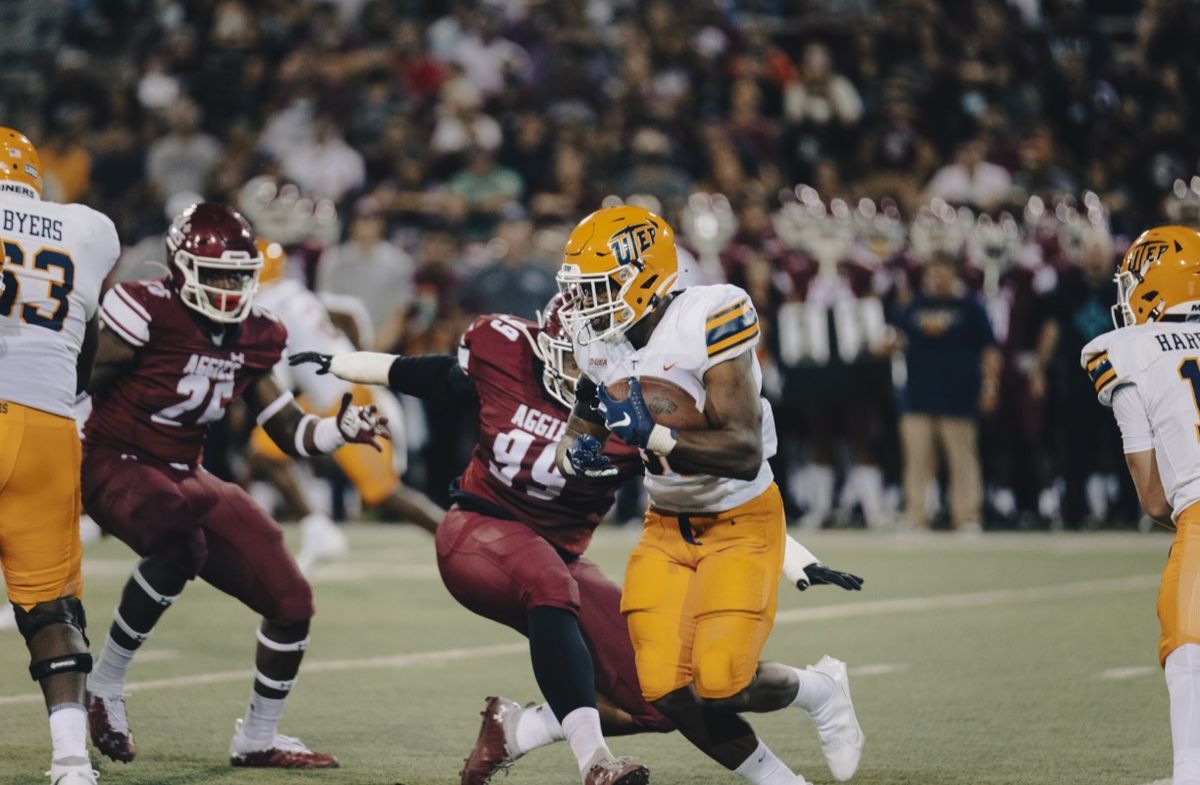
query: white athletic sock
513 703 565 754
800 465 835 528
849 465 886 528
48 703 89 761
241 692 287 747
734 740 810 785
788 666 834 716
87 634 137 695
560 706 609 772
1166 643 1200 785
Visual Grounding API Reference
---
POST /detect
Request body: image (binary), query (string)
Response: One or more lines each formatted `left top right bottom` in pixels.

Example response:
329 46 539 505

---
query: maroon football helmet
538 293 579 409
165 203 263 323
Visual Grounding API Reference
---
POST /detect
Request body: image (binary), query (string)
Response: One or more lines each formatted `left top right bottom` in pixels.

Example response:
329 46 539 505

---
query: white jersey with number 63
0 192 119 417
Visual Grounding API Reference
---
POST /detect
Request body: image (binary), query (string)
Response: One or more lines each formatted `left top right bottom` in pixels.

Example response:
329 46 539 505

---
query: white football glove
335 392 389 452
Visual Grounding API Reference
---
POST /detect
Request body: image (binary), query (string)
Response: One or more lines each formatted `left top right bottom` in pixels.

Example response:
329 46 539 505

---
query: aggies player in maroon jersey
80 204 388 769
291 295 863 785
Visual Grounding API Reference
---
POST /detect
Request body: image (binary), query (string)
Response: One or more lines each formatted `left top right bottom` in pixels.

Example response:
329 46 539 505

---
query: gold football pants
0 402 83 608
621 483 786 700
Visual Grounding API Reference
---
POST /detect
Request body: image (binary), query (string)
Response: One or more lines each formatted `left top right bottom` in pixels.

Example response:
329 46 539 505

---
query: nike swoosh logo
610 413 632 428
663 362 677 371
757 752 766 763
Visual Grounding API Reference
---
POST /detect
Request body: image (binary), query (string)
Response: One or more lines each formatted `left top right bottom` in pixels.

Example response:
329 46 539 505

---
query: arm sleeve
387 354 477 404
1111 385 1154 455
572 377 607 426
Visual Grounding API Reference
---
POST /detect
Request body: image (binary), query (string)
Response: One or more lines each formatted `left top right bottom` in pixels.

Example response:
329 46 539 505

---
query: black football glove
795 563 864 592
289 351 333 374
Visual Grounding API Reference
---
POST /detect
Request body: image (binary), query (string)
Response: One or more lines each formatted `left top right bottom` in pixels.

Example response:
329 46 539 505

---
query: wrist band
647 424 677 456
312 416 346 454
294 414 319 457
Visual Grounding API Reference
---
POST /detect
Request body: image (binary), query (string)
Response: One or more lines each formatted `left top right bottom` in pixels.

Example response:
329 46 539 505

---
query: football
604 376 710 431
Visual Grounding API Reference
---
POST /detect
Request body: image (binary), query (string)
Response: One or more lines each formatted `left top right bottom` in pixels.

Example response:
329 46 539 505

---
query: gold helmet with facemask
1112 225 1200 328
555 205 678 344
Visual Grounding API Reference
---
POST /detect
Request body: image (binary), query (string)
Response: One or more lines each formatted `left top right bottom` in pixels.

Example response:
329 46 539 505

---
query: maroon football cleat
229 719 340 769
87 691 136 763
582 751 650 785
460 696 523 785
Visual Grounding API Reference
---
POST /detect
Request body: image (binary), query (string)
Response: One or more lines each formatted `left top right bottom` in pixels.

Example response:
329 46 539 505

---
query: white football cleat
47 760 98 785
0 601 16 631
79 515 103 547
805 656 865 781
229 718 339 768
296 514 348 576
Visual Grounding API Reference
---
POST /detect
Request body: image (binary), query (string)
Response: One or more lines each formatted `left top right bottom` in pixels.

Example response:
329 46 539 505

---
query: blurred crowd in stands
5 0 1198 530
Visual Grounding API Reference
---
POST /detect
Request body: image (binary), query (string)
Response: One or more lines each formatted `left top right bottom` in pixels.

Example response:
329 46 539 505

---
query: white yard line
775 574 1159 624
849 663 909 676
1100 666 1158 680
81 560 442 582
0 574 1159 706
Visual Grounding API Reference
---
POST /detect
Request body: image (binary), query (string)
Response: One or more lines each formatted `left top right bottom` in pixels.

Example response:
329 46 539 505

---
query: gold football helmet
0 128 42 197
556 205 678 344
1113 225 1200 327
256 238 287 287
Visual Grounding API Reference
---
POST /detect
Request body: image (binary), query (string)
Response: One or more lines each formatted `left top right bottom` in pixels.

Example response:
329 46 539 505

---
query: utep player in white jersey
248 239 442 572
554 206 865 785
0 127 119 785
1084 225 1200 785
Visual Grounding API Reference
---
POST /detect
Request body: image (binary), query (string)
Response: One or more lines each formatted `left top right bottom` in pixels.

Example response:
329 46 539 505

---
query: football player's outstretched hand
336 392 389 452
289 351 333 375
597 379 655 448
563 434 618 478
797 563 864 592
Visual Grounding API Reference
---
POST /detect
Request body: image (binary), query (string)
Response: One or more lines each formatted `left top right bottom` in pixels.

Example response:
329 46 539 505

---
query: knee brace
29 652 93 682
14 597 94 682
13 596 88 647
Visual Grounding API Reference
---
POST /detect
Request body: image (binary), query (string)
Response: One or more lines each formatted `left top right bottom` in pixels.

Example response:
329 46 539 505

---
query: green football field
0 526 1177 785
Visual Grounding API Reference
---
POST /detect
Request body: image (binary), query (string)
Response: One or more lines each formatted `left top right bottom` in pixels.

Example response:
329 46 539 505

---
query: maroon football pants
81 446 313 626
436 506 672 732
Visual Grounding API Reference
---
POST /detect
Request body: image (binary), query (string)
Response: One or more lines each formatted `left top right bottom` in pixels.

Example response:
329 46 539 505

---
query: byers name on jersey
509 403 568 441
2 208 64 241
181 353 244 382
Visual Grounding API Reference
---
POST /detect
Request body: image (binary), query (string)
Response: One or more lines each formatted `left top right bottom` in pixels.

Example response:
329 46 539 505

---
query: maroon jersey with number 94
456 314 642 555
84 279 287 465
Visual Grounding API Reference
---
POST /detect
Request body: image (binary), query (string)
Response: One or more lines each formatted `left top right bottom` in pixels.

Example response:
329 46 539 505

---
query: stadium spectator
783 42 864 182
38 121 92 204
145 99 220 203
316 197 414 352
457 210 557 322
444 145 524 241
613 128 694 216
1036 227 1139 528
893 253 1000 533
281 113 367 203
924 137 1014 213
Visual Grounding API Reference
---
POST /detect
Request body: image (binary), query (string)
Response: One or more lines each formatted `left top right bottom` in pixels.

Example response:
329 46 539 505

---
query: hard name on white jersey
1155 332 1200 353
182 352 244 381
2 208 63 241
510 403 567 441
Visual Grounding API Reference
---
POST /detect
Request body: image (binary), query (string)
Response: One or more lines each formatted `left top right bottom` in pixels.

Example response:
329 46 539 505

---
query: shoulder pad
692 285 760 363
99 282 161 347
459 313 537 379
